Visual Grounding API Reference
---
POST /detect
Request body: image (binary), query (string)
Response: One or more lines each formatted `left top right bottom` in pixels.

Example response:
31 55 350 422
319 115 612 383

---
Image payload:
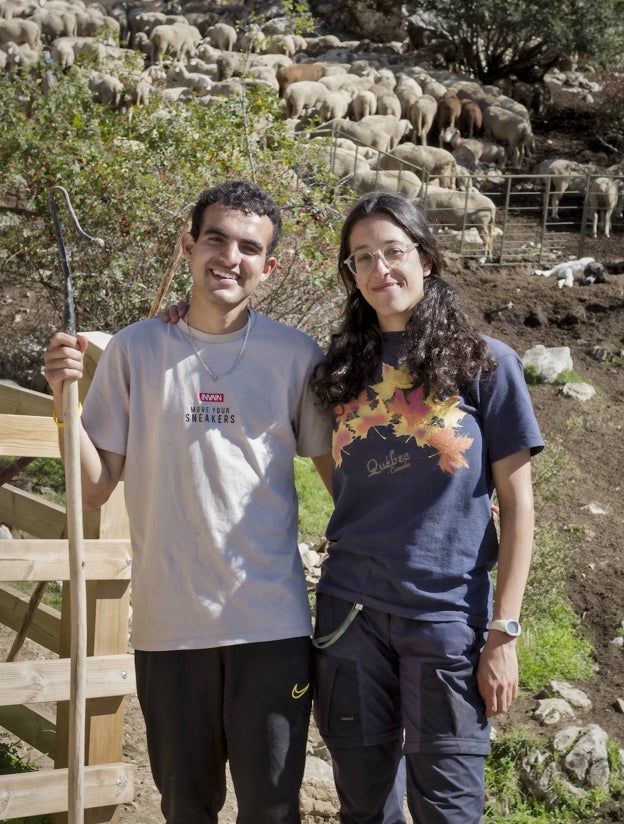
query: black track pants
135 637 312 824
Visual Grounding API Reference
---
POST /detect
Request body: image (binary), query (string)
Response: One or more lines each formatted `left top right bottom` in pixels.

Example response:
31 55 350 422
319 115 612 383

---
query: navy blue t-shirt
318 334 544 628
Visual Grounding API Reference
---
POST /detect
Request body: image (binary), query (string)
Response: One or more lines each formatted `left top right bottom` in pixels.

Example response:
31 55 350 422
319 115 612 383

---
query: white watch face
490 619 521 636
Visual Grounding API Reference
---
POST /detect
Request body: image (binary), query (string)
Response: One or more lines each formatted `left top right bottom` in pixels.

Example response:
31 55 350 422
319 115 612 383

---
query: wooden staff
147 213 191 319
49 186 104 824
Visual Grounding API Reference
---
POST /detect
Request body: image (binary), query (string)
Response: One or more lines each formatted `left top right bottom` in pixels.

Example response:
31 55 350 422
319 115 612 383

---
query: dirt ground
2 84 624 822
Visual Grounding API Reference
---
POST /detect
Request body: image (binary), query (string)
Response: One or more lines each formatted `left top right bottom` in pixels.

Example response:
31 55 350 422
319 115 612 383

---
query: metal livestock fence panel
316 134 624 267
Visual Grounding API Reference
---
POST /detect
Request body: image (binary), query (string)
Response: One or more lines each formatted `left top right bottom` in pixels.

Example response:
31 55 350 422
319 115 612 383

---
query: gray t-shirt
318 334 544 627
82 310 331 650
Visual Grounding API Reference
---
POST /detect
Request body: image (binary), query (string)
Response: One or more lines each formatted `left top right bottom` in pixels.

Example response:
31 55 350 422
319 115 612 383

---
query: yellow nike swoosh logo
291 682 310 699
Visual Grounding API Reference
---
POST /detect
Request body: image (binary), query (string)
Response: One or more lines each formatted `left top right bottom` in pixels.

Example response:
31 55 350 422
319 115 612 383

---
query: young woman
310 192 544 824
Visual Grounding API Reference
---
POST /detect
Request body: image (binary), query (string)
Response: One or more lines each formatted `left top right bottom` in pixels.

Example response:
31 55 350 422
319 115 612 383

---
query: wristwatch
488 619 521 637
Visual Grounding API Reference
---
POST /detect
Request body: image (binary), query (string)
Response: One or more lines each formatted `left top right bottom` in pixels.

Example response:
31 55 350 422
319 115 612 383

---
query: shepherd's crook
49 186 104 824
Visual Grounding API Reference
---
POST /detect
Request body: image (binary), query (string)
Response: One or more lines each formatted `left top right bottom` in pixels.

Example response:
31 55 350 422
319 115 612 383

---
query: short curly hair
190 180 283 256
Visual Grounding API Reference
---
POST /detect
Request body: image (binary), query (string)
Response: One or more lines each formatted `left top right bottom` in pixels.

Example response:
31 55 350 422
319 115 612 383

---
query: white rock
534 697 576 725
553 725 583 751
522 344 573 384
581 503 607 515
549 681 592 709
564 724 609 788
560 382 595 401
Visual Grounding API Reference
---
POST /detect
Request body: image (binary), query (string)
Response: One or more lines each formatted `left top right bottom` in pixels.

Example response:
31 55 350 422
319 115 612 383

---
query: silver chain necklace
186 312 252 381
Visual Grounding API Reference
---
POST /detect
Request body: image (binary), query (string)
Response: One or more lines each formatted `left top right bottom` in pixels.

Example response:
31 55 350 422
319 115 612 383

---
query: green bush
553 369 591 387
0 458 65 503
0 62 347 384
523 364 541 385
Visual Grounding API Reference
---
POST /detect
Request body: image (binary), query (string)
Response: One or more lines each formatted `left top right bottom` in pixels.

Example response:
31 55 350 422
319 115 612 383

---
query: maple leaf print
350 407 389 438
370 363 412 403
332 423 356 467
427 394 465 430
428 426 473 473
334 391 368 424
392 417 430 445
386 385 432 431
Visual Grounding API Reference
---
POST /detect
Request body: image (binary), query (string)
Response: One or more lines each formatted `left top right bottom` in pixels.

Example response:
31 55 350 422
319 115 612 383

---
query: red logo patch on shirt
199 392 224 402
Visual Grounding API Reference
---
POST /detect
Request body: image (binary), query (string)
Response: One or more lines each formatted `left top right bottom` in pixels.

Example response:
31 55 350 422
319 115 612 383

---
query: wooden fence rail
0 333 134 823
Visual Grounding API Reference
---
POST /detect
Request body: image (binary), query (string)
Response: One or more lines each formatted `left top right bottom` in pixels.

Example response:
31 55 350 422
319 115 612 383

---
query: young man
44 180 333 824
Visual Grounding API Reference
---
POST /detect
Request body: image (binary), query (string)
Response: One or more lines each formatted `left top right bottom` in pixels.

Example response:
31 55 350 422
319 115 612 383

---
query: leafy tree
594 64 624 150
402 0 624 82
0 60 348 384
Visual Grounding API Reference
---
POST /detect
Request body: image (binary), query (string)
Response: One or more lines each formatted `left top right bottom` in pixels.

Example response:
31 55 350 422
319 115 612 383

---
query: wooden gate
0 334 135 823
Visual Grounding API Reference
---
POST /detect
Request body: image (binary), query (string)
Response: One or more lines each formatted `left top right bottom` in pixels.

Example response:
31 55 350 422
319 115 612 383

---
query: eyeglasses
343 243 419 277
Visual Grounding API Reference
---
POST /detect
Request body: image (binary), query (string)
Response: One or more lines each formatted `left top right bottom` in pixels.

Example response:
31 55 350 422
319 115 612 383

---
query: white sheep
336 74 376 97
319 73 352 92
0 0 29 20
186 56 220 81
318 88 352 121
375 67 397 90
283 80 327 118
482 105 534 167
74 8 120 40
380 144 458 190
131 73 152 106
71 35 107 64
0 39 39 67
452 138 506 171
493 93 531 123
309 140 371 180
206 22 237 51
266 33 297 57
150 22 201 64
408 94 437 146
236 23 266 53
588 177 624 237
50 35 75 68
422 185 497 259
0 17 40 49
375 91 402 119
395 75 423 116
167 61 213 95
29 9 76 43
313 118 392 153
128 10 167 45
318 63 349 77
535 158 594 220
351 89 377 120
347 168 423 200
421 77 447 101
359 114 412 150
89 71 124 109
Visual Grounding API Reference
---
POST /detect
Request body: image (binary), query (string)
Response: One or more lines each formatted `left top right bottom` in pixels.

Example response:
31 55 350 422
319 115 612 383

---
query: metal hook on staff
48 185 104 824
49 185 105 335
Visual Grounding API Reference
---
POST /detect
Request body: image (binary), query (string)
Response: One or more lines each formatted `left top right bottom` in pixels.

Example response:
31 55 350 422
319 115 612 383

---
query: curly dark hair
189 180 283 256
311 192 497 411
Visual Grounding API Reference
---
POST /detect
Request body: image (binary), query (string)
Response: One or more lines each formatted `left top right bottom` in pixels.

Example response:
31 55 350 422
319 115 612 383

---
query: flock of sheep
1 0 623 260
